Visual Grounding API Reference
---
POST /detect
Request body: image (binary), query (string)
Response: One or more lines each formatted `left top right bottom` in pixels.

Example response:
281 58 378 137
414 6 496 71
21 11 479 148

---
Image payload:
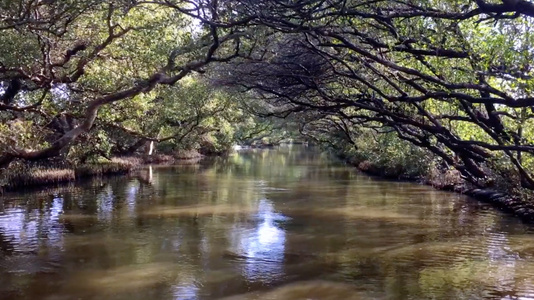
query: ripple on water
141 204 259 218
219 280 369 300
1 148 534 300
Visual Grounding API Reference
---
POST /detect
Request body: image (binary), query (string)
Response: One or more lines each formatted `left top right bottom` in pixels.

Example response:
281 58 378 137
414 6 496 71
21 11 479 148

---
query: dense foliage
214 0 534 193
2 0 534 194
0 0 254 167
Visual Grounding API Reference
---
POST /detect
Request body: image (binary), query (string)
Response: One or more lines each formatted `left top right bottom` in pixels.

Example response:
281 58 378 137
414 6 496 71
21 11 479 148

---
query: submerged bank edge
345 156 534 223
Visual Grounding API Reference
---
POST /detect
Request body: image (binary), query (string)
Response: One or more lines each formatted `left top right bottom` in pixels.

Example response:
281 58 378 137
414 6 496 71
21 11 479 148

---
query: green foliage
3 0 534 197
319 127 432 179
0 0 263 166
354 132 432 179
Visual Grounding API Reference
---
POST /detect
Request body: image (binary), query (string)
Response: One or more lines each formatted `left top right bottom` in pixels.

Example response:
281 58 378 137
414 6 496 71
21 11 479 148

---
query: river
1 146 534 299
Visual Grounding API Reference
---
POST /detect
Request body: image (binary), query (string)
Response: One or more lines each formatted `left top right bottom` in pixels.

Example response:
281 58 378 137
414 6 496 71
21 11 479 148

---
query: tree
4 0 534 193
0 0 250 167
215 0 534 189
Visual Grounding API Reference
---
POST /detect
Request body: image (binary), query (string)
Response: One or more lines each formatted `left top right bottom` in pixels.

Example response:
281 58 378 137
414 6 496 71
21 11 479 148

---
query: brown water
2 147 534 300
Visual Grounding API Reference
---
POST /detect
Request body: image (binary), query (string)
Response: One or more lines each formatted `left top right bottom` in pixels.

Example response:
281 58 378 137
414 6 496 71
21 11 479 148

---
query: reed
143 154 175 164
1 156 143 192
174 149 202 160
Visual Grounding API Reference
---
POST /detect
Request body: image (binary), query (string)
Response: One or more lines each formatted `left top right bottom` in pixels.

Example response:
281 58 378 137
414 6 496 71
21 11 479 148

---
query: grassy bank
333 136 534 222
344 154 534 222
0 157 143 192
0 150 210 192
343 153 467 192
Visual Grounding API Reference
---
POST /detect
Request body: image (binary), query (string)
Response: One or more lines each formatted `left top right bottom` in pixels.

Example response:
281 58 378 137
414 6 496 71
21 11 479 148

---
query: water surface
2 146 534 299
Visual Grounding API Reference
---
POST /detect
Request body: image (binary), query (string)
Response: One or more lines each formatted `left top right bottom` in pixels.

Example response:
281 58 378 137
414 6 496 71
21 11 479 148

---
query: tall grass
1 157 142 192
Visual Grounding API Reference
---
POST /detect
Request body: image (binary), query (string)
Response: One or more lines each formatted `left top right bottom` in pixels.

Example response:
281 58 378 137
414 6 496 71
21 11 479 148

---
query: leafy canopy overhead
3 0 534 191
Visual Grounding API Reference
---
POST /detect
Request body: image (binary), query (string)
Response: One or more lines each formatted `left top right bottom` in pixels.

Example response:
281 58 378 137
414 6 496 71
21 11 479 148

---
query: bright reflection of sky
97 185 114 221
0 208 35 251
0 197 64 254
483 231 534 299
126 181 140 216
172 283 199 300
229 198 287 282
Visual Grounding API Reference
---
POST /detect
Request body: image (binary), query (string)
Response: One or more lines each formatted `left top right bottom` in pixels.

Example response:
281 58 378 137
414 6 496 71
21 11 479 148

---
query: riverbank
345 155 534 223
0 146 231 193
4 147 531 300
0 157 143 193
0 151 206 193
4 147 534 223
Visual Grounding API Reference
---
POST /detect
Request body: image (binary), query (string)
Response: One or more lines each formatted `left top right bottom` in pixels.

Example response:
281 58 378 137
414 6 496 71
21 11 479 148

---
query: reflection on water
1 146 534 299
228 199 287 282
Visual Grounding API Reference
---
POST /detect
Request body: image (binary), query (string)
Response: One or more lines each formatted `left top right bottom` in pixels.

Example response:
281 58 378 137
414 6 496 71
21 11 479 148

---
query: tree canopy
215 0 534 191
2 0 534 192
0 0 249 166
